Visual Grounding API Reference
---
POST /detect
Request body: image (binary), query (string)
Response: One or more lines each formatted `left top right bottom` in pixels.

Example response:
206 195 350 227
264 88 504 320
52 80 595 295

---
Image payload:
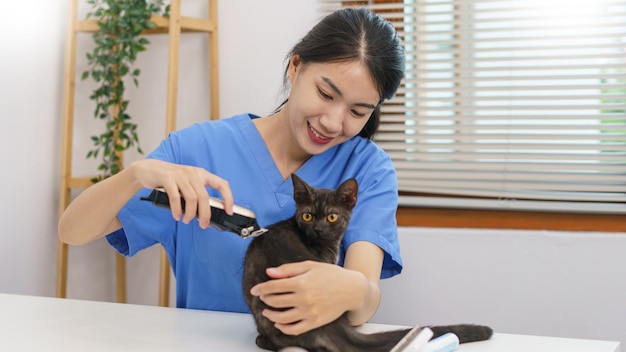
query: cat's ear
336 178 358 209
292 174 313 204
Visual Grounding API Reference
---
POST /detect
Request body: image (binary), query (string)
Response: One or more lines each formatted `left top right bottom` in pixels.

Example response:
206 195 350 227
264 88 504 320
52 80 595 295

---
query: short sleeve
340 146 402 279
105 135 180 258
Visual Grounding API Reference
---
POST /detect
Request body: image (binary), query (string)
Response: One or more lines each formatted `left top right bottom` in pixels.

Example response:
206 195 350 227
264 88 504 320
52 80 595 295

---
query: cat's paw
256 334 279 351
278 348 309 352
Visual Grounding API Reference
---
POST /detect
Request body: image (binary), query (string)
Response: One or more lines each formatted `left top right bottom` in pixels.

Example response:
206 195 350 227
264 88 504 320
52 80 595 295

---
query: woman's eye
351 110 366 118
302 213 313 222
327 213 339 223
318 88 332 100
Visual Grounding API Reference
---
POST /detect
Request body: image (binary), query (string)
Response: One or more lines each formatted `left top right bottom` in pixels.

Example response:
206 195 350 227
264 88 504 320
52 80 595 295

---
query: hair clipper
140 188 267 238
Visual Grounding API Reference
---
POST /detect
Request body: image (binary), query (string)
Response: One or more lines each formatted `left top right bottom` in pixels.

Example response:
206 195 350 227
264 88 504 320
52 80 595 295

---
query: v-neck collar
235 114 331 208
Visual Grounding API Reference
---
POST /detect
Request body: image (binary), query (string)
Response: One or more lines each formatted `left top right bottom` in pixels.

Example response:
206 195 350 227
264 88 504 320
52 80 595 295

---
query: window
322 0 626 231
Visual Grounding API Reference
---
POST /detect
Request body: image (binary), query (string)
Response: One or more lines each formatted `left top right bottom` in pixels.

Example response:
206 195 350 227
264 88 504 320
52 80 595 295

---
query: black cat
242 174 492 352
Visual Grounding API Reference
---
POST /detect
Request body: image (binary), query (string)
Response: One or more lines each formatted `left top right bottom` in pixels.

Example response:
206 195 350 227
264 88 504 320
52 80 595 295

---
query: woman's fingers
162 183 184 221
250 261 362 335
203 173 233 215
132 159 234 225
178 180 199 224
194 170 233 226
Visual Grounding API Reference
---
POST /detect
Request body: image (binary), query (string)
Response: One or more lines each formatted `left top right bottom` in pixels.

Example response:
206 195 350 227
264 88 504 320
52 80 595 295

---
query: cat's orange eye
302 213 313 222
327 214 339 223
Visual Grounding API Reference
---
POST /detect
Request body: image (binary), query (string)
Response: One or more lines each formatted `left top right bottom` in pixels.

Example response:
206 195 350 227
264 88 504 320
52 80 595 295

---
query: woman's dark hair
276 7 405 139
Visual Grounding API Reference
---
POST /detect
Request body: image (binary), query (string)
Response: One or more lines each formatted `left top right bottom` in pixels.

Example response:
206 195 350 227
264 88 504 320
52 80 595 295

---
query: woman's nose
319 109 344 135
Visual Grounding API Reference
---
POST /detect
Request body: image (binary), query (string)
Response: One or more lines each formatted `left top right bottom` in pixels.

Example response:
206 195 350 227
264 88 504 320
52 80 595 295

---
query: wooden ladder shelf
56 0 219 307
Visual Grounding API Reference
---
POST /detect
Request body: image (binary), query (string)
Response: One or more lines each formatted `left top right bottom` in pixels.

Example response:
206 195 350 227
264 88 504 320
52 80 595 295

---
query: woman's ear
288 55 302 84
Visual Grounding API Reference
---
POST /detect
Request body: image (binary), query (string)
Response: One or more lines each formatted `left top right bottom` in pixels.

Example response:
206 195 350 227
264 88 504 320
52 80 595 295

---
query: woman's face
285 56 380 156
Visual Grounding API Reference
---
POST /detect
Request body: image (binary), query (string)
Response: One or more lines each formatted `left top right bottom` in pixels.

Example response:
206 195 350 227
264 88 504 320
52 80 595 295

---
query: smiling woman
58 5 407 340
277 58 381 158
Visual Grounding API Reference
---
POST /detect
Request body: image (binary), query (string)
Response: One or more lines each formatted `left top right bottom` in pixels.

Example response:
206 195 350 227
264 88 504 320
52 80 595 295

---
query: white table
0 293 620 352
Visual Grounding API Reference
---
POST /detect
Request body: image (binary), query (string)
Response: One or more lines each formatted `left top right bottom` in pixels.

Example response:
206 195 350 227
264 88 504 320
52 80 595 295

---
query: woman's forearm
59 158 237 246
346 274 381 326
343 240 385 326
58 165 143 245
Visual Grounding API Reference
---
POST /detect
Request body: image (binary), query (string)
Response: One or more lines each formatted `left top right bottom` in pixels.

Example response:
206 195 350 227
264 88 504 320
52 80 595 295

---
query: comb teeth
390 327 434 352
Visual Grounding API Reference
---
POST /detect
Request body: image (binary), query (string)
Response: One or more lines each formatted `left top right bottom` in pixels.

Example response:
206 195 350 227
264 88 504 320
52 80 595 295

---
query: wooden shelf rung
180 17 215 32
66 176 95 189
75 16 215 34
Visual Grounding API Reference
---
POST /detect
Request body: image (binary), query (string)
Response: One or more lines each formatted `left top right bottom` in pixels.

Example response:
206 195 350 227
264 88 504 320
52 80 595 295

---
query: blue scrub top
106 113 402 313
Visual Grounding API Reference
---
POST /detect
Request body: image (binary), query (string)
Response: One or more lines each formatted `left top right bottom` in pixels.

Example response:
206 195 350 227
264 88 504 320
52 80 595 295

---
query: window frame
396 205 626 232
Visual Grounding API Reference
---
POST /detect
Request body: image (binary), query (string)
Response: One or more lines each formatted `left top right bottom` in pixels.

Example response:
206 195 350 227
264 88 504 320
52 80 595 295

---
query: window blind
321 0 626 214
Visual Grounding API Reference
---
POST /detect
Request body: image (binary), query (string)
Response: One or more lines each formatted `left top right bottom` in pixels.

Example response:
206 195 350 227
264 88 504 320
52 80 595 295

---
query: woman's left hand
249 260 368 336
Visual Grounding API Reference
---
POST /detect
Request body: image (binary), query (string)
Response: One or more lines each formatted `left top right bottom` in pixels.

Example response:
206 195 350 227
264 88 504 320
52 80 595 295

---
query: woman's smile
307 122 333 145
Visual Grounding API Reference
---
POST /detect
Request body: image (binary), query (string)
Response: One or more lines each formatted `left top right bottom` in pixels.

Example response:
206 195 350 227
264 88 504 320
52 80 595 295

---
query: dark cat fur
242 174 492 352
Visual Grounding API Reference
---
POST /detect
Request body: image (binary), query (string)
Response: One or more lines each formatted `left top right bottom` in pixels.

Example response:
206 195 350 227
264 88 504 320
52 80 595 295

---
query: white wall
0 0 66 297
371 227 626 345
0 0 623 346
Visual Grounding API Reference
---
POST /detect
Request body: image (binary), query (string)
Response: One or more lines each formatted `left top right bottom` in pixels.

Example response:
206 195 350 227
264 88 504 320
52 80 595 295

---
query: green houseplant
82 0 169 182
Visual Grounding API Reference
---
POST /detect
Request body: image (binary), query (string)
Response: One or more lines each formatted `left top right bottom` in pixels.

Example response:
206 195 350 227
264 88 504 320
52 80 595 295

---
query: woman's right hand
58 159 233 245
130 159 234 229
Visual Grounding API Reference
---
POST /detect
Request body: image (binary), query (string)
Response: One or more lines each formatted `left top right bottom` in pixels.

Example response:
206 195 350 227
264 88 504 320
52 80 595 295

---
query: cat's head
291 174 358 241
